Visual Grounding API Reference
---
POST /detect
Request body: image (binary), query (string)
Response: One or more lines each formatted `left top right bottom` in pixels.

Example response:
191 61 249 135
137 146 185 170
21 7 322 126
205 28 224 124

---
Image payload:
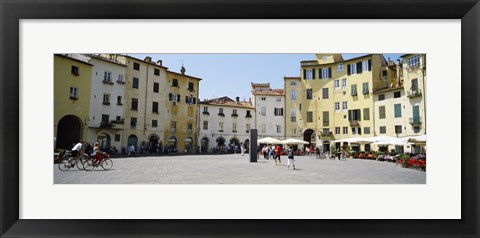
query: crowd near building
54 53 426 155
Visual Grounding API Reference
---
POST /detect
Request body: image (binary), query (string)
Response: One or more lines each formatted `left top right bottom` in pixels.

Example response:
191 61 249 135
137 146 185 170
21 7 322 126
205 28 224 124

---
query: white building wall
87 57 126 149
198 104 255 152
254 95 285 139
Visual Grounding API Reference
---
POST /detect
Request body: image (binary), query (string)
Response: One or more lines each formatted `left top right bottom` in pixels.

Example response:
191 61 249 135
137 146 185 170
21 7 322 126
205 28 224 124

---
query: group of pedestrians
259 144 295 170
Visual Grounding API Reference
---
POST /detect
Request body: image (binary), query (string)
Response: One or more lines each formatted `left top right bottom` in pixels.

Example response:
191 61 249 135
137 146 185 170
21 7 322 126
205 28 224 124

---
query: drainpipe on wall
143 64 149 142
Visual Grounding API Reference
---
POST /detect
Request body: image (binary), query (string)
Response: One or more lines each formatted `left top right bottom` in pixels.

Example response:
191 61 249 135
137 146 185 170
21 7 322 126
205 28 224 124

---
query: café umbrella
280 138 309 145
257 137 282 144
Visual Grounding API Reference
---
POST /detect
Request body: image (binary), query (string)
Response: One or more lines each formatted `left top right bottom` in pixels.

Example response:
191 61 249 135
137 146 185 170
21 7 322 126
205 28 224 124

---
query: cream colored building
285 54 395 152
198 96 255 153
54 54 93 149
251 83 285 139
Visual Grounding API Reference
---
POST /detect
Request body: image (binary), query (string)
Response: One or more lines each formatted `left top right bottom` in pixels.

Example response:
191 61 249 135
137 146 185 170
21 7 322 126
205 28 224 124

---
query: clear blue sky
130 54 403 101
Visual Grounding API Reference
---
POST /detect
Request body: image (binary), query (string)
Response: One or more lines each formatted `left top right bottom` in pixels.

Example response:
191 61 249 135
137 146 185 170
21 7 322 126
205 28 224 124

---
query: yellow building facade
54 54 93 149
285 54 395 152
164 69 201 152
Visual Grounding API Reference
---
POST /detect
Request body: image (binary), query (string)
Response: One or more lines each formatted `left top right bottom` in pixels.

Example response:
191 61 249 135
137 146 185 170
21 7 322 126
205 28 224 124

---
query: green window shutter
303 69 306 79
356 62 363 73
347 64 351 75
413 105 420 123
312 68 316 79
328 67 332 78
319 68 323 79
368 59 372 71
394 104 401 118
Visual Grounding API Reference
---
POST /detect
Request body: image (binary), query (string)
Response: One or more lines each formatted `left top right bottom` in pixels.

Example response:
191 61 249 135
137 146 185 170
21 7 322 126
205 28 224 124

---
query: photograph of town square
54 53 426 184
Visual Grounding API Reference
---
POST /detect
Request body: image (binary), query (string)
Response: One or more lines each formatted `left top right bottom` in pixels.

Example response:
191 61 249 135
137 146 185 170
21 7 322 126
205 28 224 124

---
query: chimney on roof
180 66 186 75
144 56 152 63
236 97 240 103
157 60 162 66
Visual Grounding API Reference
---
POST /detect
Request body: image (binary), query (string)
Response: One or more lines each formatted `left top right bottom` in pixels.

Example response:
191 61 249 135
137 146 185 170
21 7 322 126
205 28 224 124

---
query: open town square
54 153 426 184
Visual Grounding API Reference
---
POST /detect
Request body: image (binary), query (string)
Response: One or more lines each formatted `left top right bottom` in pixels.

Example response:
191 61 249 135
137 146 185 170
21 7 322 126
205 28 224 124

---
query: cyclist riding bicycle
91 142 107 165
71 140 85 161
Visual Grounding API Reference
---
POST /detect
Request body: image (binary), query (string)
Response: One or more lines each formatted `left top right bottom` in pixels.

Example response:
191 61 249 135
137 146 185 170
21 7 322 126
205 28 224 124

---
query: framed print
1 0 479 237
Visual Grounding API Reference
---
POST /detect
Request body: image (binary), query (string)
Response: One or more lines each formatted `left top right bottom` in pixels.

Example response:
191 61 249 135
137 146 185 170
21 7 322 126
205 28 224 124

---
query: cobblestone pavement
54 154 426 184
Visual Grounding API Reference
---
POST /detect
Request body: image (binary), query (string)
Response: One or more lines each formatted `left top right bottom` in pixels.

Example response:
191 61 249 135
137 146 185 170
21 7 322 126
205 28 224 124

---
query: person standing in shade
287 145 295 170
241 143 245 156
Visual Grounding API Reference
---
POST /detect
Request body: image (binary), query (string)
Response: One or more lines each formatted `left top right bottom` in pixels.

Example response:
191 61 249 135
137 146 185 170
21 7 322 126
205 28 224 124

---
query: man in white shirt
71 140 85 161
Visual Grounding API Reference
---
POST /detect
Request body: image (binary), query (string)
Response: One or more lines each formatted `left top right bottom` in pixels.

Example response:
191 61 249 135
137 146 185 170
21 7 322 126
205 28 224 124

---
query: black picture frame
1 0 478 237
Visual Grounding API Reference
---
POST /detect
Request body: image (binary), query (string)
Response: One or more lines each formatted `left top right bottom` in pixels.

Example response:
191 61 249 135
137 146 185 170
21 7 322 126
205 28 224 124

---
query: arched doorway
127 135 138 152
184 137 193 153
97 133 111 151
168 136 177 150
148 134 160 153
216 137 225 147
303 128 315 149
229 137 240 153
56 115 83 149
201 137 209 153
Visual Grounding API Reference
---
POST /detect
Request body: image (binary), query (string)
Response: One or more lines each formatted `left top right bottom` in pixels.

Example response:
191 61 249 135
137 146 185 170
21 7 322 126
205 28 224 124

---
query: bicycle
58 151 89 171
84 153 113 171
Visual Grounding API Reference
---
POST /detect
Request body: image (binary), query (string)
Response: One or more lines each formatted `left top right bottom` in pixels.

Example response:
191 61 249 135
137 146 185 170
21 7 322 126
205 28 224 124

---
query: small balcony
100 121 114 129
231 113 238 118
102 101 110 106
320 133 335 140
409 117 422 125
116 80 125 85
202 111 210 115
349 120 360 127
245 114 252 119
218 113 225 117
407 89 422 98
102 80 114 85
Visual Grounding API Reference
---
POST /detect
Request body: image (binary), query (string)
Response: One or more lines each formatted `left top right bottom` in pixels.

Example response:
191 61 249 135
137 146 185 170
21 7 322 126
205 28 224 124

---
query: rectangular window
348 109 361 121
115 134 121 142
101 114 109 124
232 109 237 115
394 104 402 118
261 107 266 116
411 78 418 90
246 123 250 132
322 88 329 99
363 108 370 121
171 121 176 130
334 102 340 112
116 116 121 121
187 124 193 133
291 89 297 100
232 123 237 132
246 110 251 117
362 82 369 94
152 102 159 114
362 60 369 72
71 66 79 75
343 127 348 134
364 127 371 134
379 126 386 134
322 111 329 127
379 106 386 119
188 82 194 91
321 68 331 79
304 69 313 80
274 108 284 116
307 111 313 123
414 126 421 133
394 91 401 98
261 97 266 101
342 78 347 90
307 89 313 99
104 71 112 82
342 101 348 112
291 128 296 134
335 127 340 134
395 125 402 134
407 55 420 67
117 96 122 105
118 74 124 82
103 94 110 105
133 62 140 70
352 127 361 135
276 97 282 102
69 87 78 99
378 94 385 101
334 80 340 90
290 108 296 122
132 77 139 89
154 68 160 76
153 82 159 93
152 120 158 128
203 106 208 112
203 121 208 130
130 117 137 128
337 64 343 72
290 80 296 85
348 63 357 75
131 98 138 110
276 125 282 133
351 84 357 96
172 78 179 87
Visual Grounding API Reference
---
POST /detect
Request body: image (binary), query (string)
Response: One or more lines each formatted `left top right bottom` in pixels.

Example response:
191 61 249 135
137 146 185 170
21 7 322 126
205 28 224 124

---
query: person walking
241 143 245 156
287 145 295 170
275 144 282 165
